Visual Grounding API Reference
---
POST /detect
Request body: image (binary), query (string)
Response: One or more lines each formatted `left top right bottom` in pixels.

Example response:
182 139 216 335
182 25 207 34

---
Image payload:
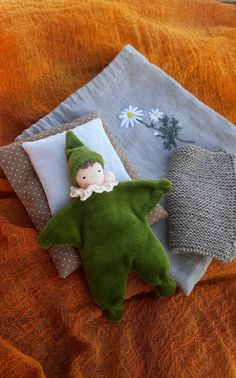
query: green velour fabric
39 130 176 321
66 131 104 185
39 178 176 321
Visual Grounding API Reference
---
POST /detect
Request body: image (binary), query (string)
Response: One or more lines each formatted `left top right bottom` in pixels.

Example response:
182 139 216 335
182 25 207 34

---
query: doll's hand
156 179 173 194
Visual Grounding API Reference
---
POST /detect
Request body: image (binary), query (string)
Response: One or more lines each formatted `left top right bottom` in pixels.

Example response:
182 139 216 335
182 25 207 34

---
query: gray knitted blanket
168 145 236 262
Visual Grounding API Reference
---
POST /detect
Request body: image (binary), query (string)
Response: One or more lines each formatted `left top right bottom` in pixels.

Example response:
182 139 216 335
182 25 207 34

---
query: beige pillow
0 112 168 278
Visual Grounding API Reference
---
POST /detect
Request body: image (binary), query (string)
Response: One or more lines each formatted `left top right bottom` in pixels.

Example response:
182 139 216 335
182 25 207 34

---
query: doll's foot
157 179 173 194
104 305 124 321
155 276 176 297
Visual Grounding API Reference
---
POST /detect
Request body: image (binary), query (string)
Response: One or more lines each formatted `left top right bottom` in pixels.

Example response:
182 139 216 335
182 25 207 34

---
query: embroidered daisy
119 105 144 128
148 108 164 122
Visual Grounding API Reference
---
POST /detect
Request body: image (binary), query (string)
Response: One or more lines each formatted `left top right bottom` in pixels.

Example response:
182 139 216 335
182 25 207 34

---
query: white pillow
22 118 130 214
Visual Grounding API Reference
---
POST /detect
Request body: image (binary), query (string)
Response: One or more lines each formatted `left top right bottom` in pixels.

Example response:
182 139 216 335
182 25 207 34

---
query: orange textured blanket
0 0 236 377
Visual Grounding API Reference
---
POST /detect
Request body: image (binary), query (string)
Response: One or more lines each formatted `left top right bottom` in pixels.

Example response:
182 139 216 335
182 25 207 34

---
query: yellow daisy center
127 112 133 118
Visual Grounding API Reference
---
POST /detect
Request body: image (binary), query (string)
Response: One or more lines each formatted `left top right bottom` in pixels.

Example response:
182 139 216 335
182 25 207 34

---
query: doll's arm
39 201 82 249
150 179 173 203
120 179 172 214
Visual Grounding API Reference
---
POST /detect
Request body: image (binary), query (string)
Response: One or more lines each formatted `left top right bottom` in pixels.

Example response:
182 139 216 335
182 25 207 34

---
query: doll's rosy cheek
76 163 104 188
76 175 88 189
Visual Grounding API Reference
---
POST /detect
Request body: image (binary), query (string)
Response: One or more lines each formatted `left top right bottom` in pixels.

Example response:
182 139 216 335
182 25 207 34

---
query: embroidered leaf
139 114 195 150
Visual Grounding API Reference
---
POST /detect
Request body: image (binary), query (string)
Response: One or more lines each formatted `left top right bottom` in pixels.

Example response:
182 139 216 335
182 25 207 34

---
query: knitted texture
168 145 236 262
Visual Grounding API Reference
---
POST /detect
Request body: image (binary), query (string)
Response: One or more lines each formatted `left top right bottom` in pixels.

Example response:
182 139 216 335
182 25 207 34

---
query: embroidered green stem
139 116 195 150
139 120 154 128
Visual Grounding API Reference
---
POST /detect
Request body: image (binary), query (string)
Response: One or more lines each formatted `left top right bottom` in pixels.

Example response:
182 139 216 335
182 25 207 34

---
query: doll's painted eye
98 170 101 172
83 176 86 179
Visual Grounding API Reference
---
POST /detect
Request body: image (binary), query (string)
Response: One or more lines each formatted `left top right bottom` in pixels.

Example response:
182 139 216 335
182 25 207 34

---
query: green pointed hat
65 131 104 185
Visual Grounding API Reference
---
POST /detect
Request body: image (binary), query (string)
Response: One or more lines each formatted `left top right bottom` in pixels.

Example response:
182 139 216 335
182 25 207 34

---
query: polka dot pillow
0 112 168 278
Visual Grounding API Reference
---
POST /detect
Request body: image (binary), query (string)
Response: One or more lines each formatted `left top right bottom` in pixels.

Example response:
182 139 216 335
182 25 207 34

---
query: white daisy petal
124 120 130 128
119 113 128 119
122 110 129 115
130 118 134 127
120 118 128 127
136 115 144 120
148 108 164 122
148 113 154 120
118 106 144 128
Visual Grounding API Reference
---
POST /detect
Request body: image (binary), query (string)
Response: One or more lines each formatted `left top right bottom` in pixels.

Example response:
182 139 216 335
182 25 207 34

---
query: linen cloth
22 118 130 214
17 45 236 294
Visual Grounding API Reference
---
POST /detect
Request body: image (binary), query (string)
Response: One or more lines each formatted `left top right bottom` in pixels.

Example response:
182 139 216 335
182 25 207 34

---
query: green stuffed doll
39 131 176 321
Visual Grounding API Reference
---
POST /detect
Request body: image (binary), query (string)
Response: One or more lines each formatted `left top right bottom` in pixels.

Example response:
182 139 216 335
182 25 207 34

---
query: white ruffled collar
70 172 118 201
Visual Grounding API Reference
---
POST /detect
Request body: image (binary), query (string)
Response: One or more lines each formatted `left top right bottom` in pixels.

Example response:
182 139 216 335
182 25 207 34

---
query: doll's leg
132 233 176 296
83 251 133 321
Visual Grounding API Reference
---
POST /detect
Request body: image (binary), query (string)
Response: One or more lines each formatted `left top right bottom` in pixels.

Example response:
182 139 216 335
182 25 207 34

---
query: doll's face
76 162 104 189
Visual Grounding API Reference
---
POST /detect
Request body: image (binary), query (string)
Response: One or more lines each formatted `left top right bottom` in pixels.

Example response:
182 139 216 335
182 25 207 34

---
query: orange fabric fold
0 0 235 376
0 338 45 378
